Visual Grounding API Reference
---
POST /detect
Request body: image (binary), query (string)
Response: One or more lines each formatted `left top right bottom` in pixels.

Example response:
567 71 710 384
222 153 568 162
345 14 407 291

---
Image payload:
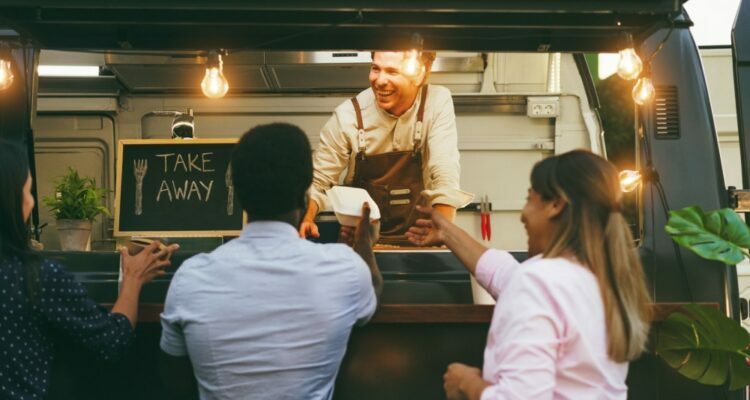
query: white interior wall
33 115 116 250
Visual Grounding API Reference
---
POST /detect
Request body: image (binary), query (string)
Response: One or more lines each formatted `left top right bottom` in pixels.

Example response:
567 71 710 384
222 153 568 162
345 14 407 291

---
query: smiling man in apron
300 51 473 246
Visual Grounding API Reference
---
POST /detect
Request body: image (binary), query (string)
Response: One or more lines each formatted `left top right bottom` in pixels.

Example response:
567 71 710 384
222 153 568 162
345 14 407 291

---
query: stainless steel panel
268 64 369 91
109 64 270 92
103 50 485 93
266 51 370 64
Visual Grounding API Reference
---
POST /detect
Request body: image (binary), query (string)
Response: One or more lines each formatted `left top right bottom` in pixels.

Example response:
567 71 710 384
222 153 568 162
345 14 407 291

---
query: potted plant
657 206 750 390
43 167 110 251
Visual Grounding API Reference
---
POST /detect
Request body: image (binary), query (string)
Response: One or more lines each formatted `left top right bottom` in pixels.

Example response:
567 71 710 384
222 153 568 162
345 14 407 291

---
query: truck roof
0 0 684 52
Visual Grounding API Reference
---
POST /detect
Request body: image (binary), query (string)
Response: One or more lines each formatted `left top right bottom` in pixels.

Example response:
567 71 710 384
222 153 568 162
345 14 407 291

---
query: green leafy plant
42 167 110 220
657 206 750 389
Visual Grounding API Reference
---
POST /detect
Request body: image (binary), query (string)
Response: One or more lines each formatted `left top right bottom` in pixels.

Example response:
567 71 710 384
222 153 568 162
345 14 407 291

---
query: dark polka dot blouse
0 257 133 400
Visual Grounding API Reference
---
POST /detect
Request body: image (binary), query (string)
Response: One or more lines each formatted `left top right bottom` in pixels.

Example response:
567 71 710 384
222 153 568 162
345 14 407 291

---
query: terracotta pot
56 219 92 251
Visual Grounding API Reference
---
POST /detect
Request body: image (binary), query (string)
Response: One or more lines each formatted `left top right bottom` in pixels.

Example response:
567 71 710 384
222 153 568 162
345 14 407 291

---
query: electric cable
639 106 696 302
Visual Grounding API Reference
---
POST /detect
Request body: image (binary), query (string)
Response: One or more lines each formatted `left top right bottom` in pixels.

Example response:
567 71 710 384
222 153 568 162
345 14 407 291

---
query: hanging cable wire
645 21 675 64
638 108 695 302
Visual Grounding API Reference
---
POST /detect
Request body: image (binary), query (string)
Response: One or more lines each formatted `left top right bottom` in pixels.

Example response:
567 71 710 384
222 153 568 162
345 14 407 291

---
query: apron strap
351 96 366 158
413 85 429 153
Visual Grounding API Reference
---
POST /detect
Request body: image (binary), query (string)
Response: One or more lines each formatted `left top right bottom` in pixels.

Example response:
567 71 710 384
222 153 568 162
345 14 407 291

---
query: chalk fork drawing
134 159 148 215
225 163 234 216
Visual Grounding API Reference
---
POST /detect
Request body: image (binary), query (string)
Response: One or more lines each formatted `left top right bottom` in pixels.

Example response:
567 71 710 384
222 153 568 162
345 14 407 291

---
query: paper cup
126 238 171 261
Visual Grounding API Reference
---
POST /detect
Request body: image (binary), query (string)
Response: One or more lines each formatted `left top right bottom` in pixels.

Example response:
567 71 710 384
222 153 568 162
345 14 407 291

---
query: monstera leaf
657 304 750 390
665 206 750 265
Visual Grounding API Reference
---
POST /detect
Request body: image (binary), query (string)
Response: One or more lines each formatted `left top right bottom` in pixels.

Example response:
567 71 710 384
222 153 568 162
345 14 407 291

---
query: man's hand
340 203 383 301
299 220 320 239
443 363 484 400
299 200 321 238
339 202 380 249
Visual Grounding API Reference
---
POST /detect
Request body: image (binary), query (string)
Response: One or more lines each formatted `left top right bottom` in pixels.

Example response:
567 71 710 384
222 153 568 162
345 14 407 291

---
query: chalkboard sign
114 139 243 237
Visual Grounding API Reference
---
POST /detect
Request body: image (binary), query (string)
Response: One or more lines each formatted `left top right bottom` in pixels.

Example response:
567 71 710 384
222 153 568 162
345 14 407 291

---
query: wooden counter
57 302 721 400
120 302 717 324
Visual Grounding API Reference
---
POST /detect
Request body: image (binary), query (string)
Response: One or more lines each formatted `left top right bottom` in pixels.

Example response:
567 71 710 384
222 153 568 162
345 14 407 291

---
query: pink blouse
474 249 628 400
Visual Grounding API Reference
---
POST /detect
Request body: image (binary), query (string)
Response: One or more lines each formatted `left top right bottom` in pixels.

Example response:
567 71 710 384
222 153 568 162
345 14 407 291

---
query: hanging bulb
400 33 425 79
202 67 228 99
201 50 229 99
618 170 642 193
0 58 14 91
632 76 655 105
400 48 424 78
617 48 643 80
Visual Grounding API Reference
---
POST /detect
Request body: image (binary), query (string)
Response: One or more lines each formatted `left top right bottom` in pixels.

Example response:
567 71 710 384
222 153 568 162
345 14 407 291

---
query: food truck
0 1 748 399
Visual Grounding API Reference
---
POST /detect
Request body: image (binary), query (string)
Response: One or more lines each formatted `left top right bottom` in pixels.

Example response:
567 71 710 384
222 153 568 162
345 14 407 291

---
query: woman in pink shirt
407 150 652 400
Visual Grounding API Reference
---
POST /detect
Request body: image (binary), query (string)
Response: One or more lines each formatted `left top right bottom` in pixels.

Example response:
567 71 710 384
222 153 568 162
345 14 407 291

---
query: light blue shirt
160 221 377 400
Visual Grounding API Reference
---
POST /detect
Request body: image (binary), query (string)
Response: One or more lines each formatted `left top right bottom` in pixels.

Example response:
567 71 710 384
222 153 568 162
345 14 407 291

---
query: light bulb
201 67 228 99
632 77 655 105
618 170 642 193
400 49 424 79
0 58 14 91
201 51 229 99
616 48 643 80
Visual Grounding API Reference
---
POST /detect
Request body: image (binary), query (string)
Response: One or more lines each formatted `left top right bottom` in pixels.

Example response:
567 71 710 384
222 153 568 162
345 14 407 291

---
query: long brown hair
530 150 651 362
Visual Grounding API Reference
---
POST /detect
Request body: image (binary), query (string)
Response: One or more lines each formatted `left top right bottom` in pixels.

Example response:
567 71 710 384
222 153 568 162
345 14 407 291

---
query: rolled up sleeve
421 88 473 208
474 249 521 299
311 111 353 211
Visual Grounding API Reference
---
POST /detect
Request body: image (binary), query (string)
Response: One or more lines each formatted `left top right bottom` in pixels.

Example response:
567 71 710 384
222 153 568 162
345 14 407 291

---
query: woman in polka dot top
0 139 179 400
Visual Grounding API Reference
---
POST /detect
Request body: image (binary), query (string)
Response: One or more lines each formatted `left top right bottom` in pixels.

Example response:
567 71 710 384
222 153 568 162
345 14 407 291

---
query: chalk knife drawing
225 163 234 216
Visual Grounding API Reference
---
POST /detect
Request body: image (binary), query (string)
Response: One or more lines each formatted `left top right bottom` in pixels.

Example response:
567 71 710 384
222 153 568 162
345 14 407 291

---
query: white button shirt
310 84 473 211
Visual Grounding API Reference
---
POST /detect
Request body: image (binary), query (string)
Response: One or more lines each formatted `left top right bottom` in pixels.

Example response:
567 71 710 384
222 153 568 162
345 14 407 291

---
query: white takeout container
326 186 381 227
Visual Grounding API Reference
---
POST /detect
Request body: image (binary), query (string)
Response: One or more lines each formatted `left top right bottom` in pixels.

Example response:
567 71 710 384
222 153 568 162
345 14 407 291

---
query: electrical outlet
527 96 560 118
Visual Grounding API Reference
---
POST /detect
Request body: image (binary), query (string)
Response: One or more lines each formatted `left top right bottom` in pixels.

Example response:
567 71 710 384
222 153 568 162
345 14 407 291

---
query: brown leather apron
350 86 429 246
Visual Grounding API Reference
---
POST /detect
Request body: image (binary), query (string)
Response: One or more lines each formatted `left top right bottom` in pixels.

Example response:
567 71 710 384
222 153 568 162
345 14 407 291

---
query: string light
201 50 229 99
617 49 642 80
0 45 14 91
617 34 643 80
632 75 655 105
618 170 642 193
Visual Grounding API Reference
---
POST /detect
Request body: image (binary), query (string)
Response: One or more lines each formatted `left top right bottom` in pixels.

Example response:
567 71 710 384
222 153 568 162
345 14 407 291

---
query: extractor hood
103 51 484 94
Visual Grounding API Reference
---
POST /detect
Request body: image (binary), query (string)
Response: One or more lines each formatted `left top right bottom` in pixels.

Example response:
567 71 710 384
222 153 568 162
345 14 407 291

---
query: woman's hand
114 241 179 327
299 220 320 239
443 363 487 400
405 205 448 246
119 241 179 287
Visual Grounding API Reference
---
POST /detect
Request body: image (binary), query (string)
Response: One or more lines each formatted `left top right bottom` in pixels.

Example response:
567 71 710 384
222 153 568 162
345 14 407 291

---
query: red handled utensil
481 194 491 241
484 195 492 241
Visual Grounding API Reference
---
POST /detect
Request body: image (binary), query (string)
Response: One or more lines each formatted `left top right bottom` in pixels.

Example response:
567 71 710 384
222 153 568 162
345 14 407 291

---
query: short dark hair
231 123 313 219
